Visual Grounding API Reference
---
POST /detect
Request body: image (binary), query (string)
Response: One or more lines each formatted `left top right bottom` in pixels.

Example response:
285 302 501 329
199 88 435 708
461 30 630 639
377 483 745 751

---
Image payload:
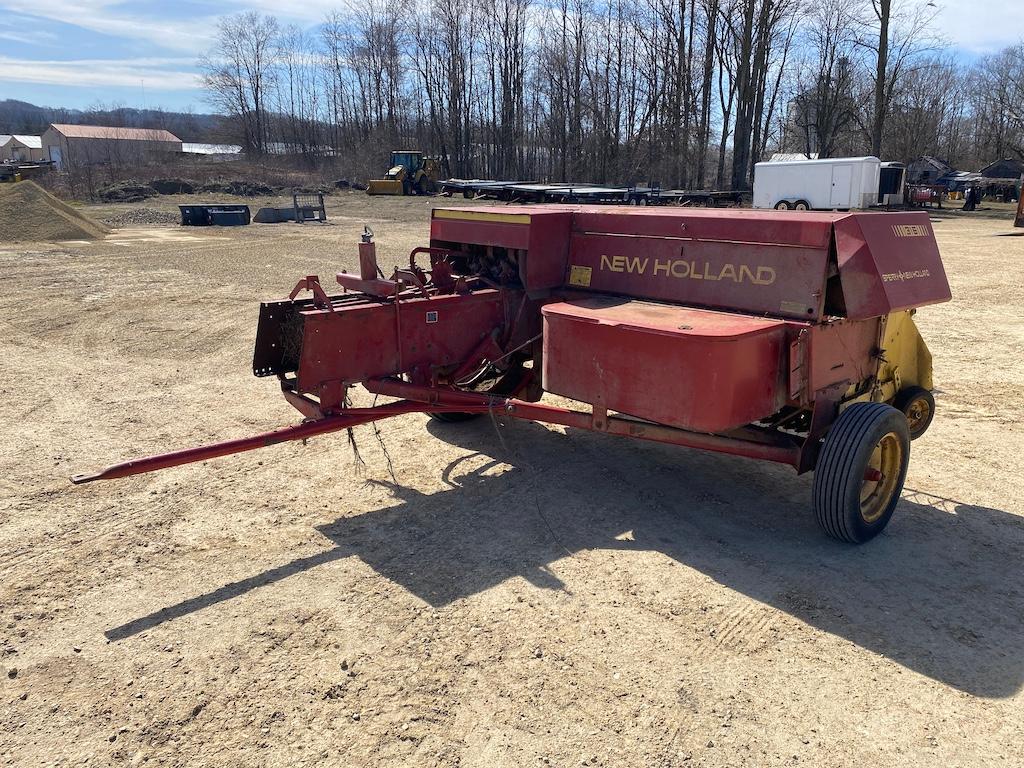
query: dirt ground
1 193 1023 768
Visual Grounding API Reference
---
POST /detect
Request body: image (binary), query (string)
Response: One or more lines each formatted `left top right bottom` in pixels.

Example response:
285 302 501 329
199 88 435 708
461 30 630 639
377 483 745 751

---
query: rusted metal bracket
289 275 334 312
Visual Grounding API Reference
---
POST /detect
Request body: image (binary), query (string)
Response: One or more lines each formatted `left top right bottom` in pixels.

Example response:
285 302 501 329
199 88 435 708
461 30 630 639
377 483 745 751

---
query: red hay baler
73 206 951 543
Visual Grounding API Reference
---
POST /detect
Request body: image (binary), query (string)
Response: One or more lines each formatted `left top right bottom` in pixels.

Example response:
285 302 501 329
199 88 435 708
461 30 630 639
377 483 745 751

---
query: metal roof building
41 124 182 168
0 135 44 162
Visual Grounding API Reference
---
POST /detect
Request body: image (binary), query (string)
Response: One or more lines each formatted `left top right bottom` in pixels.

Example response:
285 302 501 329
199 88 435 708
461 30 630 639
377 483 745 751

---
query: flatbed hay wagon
74 206 950 543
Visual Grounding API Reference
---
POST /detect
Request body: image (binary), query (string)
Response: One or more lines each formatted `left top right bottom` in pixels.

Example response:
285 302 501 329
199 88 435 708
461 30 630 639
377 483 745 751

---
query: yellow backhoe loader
367 151 441 196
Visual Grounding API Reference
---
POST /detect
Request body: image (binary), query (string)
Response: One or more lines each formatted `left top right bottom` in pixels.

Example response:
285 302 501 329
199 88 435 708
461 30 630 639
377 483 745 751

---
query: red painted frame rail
72 380 802 485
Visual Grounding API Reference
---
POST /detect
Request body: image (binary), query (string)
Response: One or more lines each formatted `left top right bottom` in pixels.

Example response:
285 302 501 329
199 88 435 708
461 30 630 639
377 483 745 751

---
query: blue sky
0 0 1021 113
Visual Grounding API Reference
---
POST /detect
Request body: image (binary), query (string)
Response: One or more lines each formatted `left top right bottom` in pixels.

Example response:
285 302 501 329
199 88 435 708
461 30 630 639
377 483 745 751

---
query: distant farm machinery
367 151 441 196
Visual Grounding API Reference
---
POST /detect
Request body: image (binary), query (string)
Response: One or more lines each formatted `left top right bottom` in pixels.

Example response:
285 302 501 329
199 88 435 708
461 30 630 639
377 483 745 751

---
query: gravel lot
1 194 1022 767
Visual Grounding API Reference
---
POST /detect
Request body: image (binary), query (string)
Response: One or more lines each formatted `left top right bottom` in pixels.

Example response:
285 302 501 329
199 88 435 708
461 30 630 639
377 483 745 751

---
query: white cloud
0 0 216 52
221 0 339 25
0 29 58 45
931 0 1024 54
0 55 202 90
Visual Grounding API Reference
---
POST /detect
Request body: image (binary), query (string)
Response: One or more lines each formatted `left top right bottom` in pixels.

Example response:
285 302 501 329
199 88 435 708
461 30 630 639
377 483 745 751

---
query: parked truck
753 156 885 211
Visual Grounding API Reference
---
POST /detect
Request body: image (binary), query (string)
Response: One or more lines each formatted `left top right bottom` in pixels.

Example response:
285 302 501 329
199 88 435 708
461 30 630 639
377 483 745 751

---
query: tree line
201 1 1024 189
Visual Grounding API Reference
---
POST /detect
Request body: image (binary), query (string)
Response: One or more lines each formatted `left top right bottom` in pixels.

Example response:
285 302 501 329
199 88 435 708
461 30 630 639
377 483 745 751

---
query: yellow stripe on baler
432 209 531 225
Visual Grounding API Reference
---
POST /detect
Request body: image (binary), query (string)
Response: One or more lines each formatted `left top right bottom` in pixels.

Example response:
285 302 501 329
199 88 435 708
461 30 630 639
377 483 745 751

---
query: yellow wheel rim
905 397 931 434
860 432 903 523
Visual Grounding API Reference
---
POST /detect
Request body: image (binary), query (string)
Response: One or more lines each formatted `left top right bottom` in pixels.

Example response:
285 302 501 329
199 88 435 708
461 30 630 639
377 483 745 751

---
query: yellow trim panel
432 209 531 225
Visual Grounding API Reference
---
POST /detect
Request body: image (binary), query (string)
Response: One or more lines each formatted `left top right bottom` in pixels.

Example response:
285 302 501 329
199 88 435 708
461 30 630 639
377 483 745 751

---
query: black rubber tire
894 386 935 440
774 200 791 210
794 200 810 211
705 196 717 207
812 402 910 544
429 410 480 423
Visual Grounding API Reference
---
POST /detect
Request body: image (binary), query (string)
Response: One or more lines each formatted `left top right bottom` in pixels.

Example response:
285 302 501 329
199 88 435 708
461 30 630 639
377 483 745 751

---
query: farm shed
1 135 44 162
978 158 1024 179
907 156 955 185
42 124 182 169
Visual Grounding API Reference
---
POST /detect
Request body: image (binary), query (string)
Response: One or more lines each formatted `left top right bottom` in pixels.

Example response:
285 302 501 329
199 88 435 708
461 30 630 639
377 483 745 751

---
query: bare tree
861 0 939 157
200 12 279 155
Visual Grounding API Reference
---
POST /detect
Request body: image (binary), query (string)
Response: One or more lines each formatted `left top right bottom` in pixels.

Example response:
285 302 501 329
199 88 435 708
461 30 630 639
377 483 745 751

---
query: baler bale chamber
74 206 950 543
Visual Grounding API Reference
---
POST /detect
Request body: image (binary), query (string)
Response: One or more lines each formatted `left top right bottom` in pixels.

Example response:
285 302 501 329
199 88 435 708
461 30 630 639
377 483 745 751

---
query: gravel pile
0 181 110 242
102 208 181 227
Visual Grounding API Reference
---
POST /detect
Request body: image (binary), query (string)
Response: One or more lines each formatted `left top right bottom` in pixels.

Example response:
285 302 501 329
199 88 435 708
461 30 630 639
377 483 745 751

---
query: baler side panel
806 318 882 395
571 209 838 249
296 290 513 395
430 209 573 292
565 232 830 320
429 211 531 250
833 212 951 320
541 297 791 433
526 211 573 290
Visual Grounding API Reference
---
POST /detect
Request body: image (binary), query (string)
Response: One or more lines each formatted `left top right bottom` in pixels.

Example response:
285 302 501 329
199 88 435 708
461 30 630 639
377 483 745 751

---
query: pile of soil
96 181 156 203
0 181 110 242
198 179 278 196
101 208 181 227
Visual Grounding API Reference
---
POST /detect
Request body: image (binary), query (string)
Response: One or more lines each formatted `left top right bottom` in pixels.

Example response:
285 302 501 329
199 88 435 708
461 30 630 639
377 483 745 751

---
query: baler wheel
894 386 935 440
428 359 531 424
774 200 791 210
812 402 910 543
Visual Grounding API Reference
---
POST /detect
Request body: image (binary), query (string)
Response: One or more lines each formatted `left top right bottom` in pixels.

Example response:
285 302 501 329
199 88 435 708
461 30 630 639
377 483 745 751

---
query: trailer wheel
774 200 791 210
704 195 717 207
812 402 910 543
638 197 649 206
894 386 935 440
793 200 810 211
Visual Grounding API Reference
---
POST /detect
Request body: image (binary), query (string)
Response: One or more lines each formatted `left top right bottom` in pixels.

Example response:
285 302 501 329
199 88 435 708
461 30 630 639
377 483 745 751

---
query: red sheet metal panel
429 207 573 291
541 295 792 432
571 207 842 248
833 212 951 320
806 318 881 394
566 232 829 319
430 209 531 250
564 208 834 320
296 289 512 394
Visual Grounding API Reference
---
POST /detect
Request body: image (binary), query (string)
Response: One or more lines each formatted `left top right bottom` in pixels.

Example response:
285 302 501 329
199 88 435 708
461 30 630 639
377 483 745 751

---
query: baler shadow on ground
106 417 1024 699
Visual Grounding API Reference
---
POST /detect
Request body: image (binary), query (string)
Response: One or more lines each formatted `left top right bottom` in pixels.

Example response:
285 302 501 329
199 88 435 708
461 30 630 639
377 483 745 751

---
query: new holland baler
73 206 950 543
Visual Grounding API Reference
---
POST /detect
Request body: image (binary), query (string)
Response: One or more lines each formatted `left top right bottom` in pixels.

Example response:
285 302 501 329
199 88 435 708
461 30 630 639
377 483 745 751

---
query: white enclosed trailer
753 156 881 210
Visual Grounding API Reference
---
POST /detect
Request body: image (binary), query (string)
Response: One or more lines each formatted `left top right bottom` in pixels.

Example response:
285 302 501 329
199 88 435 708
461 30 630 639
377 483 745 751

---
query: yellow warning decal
568 265 593 287
432 209 530 225
892 224 929 237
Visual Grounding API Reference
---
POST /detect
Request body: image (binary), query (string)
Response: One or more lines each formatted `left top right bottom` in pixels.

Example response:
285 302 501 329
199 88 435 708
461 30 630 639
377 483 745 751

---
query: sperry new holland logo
882 269 931 282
